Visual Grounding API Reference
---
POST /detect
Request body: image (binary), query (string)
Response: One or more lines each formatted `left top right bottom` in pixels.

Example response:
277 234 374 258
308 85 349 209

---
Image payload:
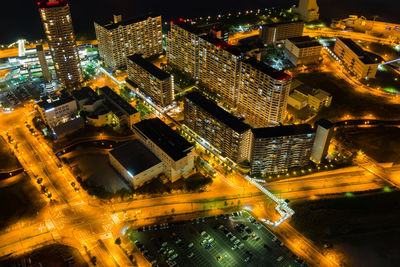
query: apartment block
95 14 163 70
284 36 322 66
184 91 252 163
38 0 82 88
237 58 292 127
250 124 315 174
261 21 304 45
127 54 173 107
333 37 379 79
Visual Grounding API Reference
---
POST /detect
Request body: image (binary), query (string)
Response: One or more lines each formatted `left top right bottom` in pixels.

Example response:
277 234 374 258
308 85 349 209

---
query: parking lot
129 210 305 267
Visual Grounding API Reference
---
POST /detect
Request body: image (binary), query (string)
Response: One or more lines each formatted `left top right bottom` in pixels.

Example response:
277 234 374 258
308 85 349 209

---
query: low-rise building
287 91 308 110
284 36 322 66
98 86 140 129
133 118 195 182
250 124 315 174
288 85 332 110
333 37 379 79
37 93 78 127
127 54 174 108
52 117 85 140
260 21 304 45
184 91 252 163
109 140 163 189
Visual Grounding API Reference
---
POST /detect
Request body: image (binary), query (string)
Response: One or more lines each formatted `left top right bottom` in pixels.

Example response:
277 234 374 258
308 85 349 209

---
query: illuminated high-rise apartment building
126 54 174 108
166 20 292 127
238 58 292 127
95 14 163 70
38 0 82 88
166 21 201 79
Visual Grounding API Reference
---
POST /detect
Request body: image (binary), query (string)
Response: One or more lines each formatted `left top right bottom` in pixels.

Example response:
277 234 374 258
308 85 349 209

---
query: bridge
379 58 400 66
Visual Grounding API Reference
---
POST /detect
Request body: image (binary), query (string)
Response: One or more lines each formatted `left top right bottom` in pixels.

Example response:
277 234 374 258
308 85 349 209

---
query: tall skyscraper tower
38 0 82 88
36 45 52 83
294 0 320 22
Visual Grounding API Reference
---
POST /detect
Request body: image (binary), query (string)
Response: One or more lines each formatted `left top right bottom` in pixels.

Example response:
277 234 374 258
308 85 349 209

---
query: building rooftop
99 86 138 115
263 20 304 28
37 0 68 9
295 86 331 99
289 91 308 102
109 140 161 176
200 35 243 56
337 37 376 64
127 54 170 80
72 87 99 101
315 119 334 129
171 20 205 35
242 57 292 81
96 13 160 30
287 36 321 48
185 91 251 134
38 94 75 111
133 118 193 161
252 124 314 139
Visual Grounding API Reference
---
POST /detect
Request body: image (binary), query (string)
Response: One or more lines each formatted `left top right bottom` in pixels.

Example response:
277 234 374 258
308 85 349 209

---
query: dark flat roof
171 20 205 35
99 86 138 115
242 57 292 81
315 119 334 129
337 37 376 64
133 118 193 161
96 13 160 30
287 36 321 48
263 20 304 28
200 35 242 56
252 124 314 139
185 91 250 134
38 0 68 9
72 87 99 101
109 140 161 175
38 94 75 111
127 54 170 80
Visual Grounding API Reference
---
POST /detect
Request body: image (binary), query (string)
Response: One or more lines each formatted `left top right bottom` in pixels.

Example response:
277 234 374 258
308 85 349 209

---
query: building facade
333 37 379 79
237 58 292 127
284 36 322 66
109 140 163 189
133 118 195 182
311 119 334 163
127 54 174 107
184 91 252 163
293 0 320 22
198 36 242 107
94 14 163 70
261 21 304 45
38 0 82 88
250 124 315 174
98 86 140 129
37 93 78 127
166 21 201 79
36 45 52 83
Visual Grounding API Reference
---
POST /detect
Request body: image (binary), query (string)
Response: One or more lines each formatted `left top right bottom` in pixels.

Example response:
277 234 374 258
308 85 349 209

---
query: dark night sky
0 0 399 44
